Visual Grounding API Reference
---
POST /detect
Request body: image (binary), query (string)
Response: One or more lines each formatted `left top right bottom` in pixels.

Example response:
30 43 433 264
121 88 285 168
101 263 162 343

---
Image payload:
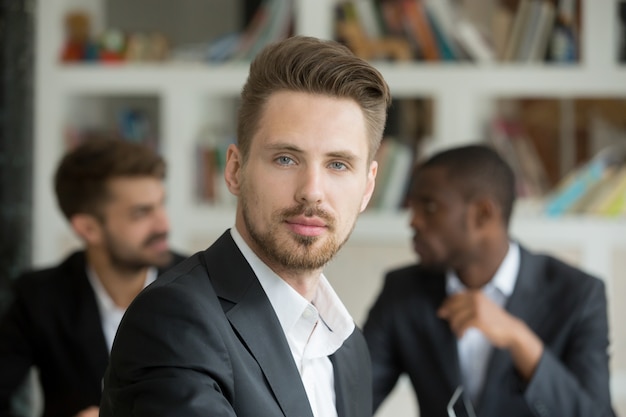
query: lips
412 236 427 255
285 215 328 237
144 234 169 252
288 216 327 227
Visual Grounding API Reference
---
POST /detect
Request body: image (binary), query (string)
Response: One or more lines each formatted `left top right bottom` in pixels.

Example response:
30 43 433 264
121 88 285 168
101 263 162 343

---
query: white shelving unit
34 0 626 415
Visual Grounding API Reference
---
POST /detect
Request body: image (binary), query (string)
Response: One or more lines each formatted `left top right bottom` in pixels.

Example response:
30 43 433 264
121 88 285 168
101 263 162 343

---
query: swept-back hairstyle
54 138 165 220
237 35 391 164
418 144 516 226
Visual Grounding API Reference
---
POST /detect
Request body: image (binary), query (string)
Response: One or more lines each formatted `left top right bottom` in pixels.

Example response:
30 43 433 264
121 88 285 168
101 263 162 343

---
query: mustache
280 205 335 228
143 232 168 247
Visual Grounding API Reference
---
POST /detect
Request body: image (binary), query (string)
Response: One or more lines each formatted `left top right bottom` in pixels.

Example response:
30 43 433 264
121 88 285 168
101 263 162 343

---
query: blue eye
329 161 347 170
276 156 295 166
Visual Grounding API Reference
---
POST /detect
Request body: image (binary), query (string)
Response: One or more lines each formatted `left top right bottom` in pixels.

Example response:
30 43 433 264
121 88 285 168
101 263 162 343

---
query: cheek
241 175 278 219
111 220 150 241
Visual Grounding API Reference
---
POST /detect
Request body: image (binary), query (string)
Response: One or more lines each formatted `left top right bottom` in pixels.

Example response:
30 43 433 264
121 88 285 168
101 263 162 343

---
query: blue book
544 158 606 217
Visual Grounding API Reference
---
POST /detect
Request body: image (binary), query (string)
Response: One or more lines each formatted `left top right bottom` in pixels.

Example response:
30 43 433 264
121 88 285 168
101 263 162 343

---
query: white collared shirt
86 266 157 353
445 241 520 404
231 228 354 417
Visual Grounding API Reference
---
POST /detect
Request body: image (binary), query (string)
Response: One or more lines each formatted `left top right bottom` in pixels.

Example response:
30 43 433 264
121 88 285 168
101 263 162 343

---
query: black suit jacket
100 230 372 417
0 250 186 417
363 245 616 417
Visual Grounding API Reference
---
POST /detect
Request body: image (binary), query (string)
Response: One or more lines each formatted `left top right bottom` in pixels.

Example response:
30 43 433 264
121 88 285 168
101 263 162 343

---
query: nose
295 165 324 205
155 205 170 234
409 206 424 231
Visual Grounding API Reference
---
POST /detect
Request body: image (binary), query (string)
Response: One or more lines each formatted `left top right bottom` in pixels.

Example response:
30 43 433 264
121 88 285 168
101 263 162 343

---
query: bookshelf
33 0 626 415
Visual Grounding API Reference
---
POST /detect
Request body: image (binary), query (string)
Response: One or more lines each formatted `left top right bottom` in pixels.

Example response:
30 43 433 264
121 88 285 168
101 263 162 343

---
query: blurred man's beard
418 260 447 274
105 232 172 274
241 190 351 272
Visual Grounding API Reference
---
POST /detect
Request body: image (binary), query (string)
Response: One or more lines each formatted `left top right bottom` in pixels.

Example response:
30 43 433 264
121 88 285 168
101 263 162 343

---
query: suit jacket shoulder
103 231 371 417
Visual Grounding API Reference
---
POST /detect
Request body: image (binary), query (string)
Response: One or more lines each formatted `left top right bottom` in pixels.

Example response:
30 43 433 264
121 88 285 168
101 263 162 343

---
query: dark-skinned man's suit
363 245 616 417
0 251 185 417
100 230 372 417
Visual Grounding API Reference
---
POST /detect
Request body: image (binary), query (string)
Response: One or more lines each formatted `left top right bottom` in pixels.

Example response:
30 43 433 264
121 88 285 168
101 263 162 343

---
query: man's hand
437 290 544 380
75 406 99 417
437 290 517 347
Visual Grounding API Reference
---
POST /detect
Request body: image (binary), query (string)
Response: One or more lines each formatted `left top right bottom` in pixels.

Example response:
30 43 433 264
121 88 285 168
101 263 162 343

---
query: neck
87 250 150 309
278 269 322 302
456 234 510 289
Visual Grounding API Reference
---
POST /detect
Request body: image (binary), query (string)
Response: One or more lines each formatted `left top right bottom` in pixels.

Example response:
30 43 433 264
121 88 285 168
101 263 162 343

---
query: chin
418 258 446 273
150 251 173 267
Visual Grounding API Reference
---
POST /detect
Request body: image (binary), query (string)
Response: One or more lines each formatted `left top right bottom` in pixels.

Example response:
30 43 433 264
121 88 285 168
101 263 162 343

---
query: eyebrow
264 142 359 162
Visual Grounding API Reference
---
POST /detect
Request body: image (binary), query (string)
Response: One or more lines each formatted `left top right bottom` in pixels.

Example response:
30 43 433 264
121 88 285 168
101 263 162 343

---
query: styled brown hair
54 138 166 220
237 36 391 164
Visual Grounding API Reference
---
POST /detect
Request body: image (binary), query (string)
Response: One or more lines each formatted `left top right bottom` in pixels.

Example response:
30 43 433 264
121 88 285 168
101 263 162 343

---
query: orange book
401 0 440 61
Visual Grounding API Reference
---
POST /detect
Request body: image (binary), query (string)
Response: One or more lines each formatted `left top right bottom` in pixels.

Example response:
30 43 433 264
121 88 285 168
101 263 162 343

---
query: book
491 4 515 60
423 0 464 60
453 18 495 63
567 165 621 214
401 0 440 61
579 166 626 215
503 0 531 61
424 6 458 61
232 0 292 61
353 0 384 40
548 0 579 62
600 170 626 216
369 139 394 209
369 138 415 210
543 144 624 216
515 0 543 61
489 116 549 198
526 1 556 62
379 140 415 210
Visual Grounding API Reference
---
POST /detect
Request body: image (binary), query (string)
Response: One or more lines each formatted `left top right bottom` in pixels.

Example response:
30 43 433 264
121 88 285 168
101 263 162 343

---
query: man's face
227 91 377 274
408 166 475 272
97 177 172 271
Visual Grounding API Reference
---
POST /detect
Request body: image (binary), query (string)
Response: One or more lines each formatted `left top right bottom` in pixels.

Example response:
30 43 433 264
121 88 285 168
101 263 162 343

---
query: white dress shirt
445 241 520 404
87 266 157 353
231 228 355 417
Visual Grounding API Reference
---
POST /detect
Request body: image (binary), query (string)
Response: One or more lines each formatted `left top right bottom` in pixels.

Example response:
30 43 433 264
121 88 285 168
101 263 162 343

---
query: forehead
105 177 164 205
255 91 369 156
412 166 461 200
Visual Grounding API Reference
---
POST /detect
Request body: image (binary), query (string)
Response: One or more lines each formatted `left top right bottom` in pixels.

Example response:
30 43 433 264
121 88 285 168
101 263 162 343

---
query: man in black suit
363 144 616 417
0 138 185 417
100 36 391 417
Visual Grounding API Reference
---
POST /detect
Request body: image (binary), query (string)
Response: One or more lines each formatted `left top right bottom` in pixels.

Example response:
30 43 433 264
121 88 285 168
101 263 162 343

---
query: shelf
51 62 626 97
376 64 626 97
174 203 626 244
53 63 250 94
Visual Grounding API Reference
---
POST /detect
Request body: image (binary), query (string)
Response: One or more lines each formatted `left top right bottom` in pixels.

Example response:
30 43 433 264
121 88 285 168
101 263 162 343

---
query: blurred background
1 0 625 415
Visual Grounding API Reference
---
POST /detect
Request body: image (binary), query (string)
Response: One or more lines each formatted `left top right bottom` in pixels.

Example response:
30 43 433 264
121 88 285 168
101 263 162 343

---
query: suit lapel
203 231 314 417
67 253 110 386
427 272 462 391
330 331 358 417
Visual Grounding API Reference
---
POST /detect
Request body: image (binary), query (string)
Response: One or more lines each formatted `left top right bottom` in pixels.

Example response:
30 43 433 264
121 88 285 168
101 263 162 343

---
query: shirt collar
446 241 520 297
86 264 158 312
229 227 354 343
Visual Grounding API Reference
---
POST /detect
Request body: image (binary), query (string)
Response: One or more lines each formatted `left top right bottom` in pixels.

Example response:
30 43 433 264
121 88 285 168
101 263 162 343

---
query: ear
224 143 243 196
359 160 378 212
70 214 103 245
472 197 497 229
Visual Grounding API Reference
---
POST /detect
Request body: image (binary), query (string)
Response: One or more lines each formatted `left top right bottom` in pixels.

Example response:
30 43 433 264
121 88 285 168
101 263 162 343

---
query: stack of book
544 144 626 217
334 0 579 63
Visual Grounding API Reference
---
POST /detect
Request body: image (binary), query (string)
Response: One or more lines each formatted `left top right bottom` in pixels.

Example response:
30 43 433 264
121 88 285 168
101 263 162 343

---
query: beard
104 231 172 274
241 188 354 272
